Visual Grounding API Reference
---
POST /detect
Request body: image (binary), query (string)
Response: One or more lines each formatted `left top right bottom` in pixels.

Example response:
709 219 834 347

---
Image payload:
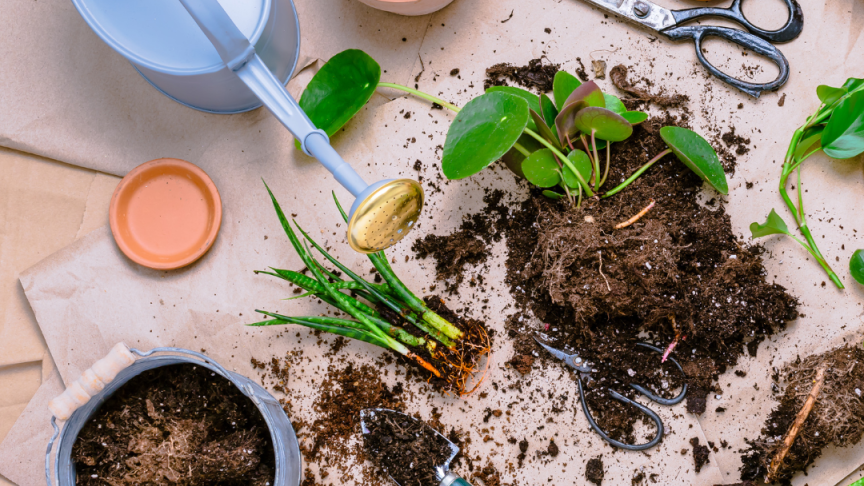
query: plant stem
513 142 531 157
600 143 611 188
590 130 600 190
603 149 671 198
377 82 461 112
525 128 595 197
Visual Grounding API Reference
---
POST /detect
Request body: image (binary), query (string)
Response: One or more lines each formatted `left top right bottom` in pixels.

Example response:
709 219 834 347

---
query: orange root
615 199 656 229
408 353 442 378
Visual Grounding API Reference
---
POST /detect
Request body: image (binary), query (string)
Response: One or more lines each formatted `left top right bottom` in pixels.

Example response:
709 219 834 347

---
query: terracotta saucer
109 158 222 270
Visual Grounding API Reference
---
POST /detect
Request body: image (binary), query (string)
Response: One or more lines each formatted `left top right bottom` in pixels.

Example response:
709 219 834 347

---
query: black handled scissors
579 0 804 98
534 336 687 451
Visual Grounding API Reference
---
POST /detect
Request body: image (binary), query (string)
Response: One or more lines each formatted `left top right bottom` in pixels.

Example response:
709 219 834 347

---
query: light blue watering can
71 0 423 253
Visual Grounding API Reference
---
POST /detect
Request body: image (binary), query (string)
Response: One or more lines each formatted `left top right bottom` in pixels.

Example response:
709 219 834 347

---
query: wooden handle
48 343 136 420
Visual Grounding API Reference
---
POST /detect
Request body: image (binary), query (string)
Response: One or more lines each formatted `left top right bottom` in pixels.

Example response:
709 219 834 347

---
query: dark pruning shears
534 335 687 451
579 0 804 97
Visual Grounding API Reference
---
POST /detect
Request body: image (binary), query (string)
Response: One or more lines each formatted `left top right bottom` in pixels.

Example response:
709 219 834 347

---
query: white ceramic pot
355 0 457 16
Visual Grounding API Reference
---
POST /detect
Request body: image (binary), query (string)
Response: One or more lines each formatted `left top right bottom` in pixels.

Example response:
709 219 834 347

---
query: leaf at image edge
850 250 864 285
659 126 728 194
822 90 864 159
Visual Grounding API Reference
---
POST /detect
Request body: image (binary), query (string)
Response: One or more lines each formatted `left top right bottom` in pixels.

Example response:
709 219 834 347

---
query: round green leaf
442 92 530 179
822 91 864 159
660 126 728 194
621 111 649 125
542 190 565 200
501 133 544 178
553 71 582 111
850 249 864 285
562 149 592 189
522 149 561 188
298 49 381 148
604 94 627 115
487 86 541 131
563 81 606 110
574 107 633 142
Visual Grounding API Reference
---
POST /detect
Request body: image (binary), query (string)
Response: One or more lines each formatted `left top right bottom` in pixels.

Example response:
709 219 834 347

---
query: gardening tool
533 335 687 451
70 0 424 253
575 0 804 97
359 408 472 486
45 344 302 486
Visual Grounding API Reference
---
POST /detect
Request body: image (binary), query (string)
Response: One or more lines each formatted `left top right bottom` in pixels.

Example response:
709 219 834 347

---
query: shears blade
533 335 593 373
580 0 677 33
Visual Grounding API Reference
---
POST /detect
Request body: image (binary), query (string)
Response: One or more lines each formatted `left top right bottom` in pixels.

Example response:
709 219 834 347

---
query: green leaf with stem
604 94 627 115
553 71 582 111
659 126 728 194
563 81 606 110
501 134 544 178
487 86 540 131
540 94 559 127
563 149 593 190
822 90 864 159
542 190 565 200
522 149 562 187
530 110 561 149
573 107 634 142
252 311 391 350
793 126 824 163
555 100 587 147
442 91 530 179
817 85 847 106
850 250 864 285
621 111 649 125
749 209 791 237
296 50 381 149
602 148 672 198
254 312 426 348
523 128 595 197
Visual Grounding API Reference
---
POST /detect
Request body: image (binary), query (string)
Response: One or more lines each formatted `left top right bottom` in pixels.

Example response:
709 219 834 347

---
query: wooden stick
766 365 828 482
615 199 655 229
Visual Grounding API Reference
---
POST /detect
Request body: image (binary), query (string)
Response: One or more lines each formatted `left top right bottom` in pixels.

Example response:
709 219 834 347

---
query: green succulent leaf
501 133 545 179
794 125 824 162
442 92 530 179
522 149 562 188
296 49 381 149
530 110 561 149
540 94 559 127
750 209 790 238
563 81 606 110
553 71 582 111
542 190 565 200
850 249 864 285
659 126 728 194
822 91 864 159
574 107 633 142
604 94 627 115
621 111 649 125
562 149 593 190
487 86 541 131
817 85 847 106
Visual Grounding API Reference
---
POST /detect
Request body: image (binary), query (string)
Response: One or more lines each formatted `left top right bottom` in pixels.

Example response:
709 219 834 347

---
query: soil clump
690 437 710 473
72 364 275 485
484 58 559 92
740 343 864 484
610 64 689 107
362 410 453 486
586 455 605 485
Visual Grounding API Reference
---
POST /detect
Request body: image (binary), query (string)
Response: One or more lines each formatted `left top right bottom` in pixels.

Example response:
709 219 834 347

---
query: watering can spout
178 0 423 253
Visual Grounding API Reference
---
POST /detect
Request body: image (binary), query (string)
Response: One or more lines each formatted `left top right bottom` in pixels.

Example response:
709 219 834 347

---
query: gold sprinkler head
347 179 424 253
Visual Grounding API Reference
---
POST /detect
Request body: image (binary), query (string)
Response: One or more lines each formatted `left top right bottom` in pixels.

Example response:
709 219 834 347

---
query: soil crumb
72 364 275 485
740 343 864 484
690 437 710 473
485 58 559 92
586 455 605 485
473 462 502 486
362 410 452 486
610 64 689 107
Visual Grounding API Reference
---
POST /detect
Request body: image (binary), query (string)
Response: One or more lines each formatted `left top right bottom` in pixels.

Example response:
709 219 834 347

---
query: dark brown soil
72 364 275 485
610 64 689 107
586 455 604 485
484 58 559 92
362 410 453 486
740 343 864 484
690 437 710 473
472 462 502 486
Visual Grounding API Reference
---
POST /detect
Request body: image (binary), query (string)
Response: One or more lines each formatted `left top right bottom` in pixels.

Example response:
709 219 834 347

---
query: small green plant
750 78 864 289
250 183 490 396
297 50 727 206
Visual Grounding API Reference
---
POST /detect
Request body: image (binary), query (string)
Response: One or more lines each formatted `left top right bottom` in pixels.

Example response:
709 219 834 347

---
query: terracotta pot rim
109 158 222 270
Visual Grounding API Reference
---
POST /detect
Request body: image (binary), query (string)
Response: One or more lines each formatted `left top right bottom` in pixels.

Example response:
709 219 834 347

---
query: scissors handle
662 25 789 98
671 0 804 44
578 380 664 451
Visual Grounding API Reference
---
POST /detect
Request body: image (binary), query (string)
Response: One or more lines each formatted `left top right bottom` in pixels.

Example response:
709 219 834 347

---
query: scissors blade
533 335 573 362
581 0 676 33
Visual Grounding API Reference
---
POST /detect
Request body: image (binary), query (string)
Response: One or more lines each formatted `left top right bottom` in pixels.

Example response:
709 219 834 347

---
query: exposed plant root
409 353 442 378
615 199 655 229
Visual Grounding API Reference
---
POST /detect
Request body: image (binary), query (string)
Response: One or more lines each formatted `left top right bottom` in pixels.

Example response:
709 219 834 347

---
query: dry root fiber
740 343 864 484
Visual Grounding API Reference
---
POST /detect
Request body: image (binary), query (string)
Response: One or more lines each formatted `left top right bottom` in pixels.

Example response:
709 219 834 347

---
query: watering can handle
178 0 369 197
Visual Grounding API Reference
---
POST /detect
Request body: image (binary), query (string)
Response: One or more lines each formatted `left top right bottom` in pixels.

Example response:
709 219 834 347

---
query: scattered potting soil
72 364 275 485
586 455 605 485
610 64 689 107
690 437 710 473
484 58 559 92
740 343 864 484
472 462 502 486
362 409 454 486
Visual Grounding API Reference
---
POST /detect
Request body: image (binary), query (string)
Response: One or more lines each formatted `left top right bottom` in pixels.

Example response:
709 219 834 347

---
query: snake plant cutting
296 50 727 206
750 78 864 289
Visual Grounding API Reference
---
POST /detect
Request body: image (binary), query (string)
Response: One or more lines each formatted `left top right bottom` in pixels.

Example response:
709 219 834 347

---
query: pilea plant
750 78 864 289
251 184 490 396
297 49 727 207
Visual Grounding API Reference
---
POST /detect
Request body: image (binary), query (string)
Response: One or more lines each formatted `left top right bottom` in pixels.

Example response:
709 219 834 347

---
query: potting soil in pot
72 363 275 485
